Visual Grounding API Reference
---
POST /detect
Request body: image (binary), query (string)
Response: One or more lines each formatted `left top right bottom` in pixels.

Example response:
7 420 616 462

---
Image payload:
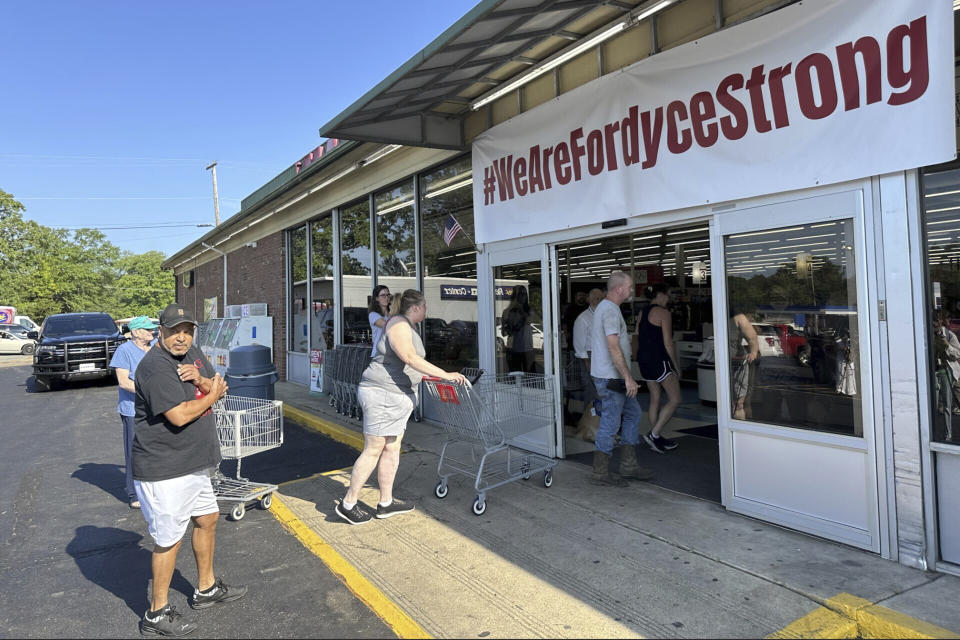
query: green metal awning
319 0 645 149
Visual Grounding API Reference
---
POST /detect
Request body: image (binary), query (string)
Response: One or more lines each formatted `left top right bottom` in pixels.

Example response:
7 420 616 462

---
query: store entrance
555 223 721 502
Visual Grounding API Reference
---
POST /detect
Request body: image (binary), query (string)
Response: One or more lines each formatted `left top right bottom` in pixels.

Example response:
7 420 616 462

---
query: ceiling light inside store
425 178 473 199
376 199 414 216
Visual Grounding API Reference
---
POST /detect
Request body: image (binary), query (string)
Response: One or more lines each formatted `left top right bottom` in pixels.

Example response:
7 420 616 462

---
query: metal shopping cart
330 344 370 419
423 372 558 516
211 395 284 521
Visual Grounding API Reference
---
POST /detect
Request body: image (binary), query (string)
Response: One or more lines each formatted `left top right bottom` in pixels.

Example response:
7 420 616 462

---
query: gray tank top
360 315 426 395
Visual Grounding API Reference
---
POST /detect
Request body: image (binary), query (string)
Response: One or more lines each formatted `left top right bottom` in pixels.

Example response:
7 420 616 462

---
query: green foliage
0 188 175 322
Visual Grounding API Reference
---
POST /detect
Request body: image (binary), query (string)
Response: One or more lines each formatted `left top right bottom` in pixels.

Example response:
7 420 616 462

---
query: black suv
30 312 124 392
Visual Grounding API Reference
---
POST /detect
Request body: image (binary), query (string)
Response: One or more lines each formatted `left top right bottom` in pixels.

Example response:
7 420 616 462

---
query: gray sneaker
190 577 248 610
140 605 198 637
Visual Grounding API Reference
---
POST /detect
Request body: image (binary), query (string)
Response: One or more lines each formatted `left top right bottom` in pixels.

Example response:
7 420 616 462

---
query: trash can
226 345 277 400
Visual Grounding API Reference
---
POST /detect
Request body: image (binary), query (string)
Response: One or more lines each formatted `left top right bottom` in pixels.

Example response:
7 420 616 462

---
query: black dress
635 304 678 382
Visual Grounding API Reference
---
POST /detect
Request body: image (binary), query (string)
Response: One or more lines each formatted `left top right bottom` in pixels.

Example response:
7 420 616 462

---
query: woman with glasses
368 285 392 357
336 289 467 525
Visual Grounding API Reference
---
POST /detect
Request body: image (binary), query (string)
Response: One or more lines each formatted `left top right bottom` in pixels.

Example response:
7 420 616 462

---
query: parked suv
30 312 124 392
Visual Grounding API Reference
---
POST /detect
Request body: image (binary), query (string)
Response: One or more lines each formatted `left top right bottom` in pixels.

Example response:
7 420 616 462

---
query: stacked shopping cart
423 372 558 516
325 344 371 419
211 395 284 521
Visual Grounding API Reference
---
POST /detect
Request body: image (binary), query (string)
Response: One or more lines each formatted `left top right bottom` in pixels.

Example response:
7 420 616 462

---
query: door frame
480 243 559 458
711 186 882 551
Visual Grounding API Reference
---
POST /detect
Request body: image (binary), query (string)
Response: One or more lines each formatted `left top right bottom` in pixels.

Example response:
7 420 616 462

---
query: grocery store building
164 0 960 573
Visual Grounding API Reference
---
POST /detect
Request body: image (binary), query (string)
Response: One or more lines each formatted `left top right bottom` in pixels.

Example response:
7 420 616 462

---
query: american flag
442 214 463 247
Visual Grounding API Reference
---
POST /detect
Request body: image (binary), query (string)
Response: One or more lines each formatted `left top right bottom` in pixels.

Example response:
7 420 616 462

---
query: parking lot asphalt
0 363 388 638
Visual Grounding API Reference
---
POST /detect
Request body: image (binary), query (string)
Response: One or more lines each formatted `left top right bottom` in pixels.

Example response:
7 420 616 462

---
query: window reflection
724 220 863 437
311 214 334 351
375 181 417 310
494 264 543 376
923 166 960 445
419 156 477 371
340 200 372 344
288 224 308 353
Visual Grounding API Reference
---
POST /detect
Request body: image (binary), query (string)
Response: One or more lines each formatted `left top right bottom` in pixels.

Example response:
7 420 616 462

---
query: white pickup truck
0 306 39 332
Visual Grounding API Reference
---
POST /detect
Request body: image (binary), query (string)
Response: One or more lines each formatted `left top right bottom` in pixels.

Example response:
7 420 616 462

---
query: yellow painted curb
769 592 960 639
270 494 431 639
283 404 365 451
858 604 959 639
766 606 857 639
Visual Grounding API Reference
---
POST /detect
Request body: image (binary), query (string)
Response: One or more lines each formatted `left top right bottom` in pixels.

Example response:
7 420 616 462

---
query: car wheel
797 348 811 367
20 343 35 355
33 376 51 393
496 338 505 353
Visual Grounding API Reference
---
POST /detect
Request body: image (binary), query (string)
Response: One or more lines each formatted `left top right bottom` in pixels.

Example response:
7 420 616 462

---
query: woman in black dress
635 284 681 454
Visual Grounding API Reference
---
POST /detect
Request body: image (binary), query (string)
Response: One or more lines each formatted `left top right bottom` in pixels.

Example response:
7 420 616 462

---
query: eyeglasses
378 293 393 299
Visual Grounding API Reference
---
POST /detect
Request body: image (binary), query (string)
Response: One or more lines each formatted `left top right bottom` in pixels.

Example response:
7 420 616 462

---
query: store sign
441 284 515 300
295 138 340 175
472 0 954 244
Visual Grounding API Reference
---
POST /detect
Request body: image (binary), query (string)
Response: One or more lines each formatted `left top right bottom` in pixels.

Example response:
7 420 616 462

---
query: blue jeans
592 377 642 455
121 414 136 501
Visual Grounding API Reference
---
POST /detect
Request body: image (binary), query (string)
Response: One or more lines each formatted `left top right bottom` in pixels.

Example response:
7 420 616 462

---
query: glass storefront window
923 166 960 446
724 220 863 436
340 200 373 344
311 214 335 351
375 180 418 303
288 224 308 353
419 156 477 370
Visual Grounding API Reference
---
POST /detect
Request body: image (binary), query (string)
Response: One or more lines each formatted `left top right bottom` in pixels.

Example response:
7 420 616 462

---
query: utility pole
205 161 220 226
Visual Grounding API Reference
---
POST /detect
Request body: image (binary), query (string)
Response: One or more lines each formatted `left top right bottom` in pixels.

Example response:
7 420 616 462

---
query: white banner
472 0 955 245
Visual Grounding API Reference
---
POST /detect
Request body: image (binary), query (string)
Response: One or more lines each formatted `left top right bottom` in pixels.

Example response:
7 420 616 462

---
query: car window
43 315 116 337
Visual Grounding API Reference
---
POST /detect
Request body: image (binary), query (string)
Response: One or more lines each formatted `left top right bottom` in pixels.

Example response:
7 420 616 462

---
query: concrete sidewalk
273 382 960 639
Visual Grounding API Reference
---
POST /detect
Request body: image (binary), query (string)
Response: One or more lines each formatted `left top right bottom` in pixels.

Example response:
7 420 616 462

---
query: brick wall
174 230 287 381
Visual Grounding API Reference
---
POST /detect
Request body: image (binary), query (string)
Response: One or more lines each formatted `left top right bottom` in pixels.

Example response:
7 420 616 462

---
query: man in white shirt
589 271 653 486
572 288 604 418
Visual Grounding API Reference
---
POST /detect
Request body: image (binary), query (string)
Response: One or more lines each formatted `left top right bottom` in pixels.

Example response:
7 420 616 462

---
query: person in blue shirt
109 316 157 508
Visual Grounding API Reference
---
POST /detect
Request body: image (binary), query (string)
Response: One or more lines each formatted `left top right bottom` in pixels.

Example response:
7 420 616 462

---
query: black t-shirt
132 344 221 482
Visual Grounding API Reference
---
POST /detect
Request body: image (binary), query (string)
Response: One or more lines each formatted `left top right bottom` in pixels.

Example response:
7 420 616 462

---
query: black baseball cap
159 303 199 329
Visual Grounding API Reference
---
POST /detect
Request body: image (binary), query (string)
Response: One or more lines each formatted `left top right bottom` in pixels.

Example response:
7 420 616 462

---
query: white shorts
135 470 219 547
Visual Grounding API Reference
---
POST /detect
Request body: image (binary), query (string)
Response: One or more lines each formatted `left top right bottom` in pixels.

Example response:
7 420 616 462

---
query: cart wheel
544 471 554 488
434 481 448 499
231 503 246 521
472 496 486 516
259 493 273 510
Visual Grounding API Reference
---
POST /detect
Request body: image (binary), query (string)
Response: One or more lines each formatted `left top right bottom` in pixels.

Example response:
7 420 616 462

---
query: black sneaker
656 435 679 451
140 605 198 637
376 498 415 519
643 433 678 453
335 500 373 525
190 577 248 610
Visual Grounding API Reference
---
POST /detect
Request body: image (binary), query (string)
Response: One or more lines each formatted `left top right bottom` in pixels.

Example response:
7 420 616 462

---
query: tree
0 187 175 322
111 251 175 318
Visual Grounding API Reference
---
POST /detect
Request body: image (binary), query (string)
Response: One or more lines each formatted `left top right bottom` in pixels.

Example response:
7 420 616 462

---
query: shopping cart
331 344 371 419
423 372 558 516
211 395 284 521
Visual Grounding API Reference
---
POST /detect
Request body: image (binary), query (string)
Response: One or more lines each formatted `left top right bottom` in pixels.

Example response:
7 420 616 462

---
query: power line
18 196 241 201
51 223 214 230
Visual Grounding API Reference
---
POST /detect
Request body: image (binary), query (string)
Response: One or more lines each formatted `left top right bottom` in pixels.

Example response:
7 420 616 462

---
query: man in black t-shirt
132 304 246 637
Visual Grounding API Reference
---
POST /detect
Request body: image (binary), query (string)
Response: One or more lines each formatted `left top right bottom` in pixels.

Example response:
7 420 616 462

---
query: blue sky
1 1 476 257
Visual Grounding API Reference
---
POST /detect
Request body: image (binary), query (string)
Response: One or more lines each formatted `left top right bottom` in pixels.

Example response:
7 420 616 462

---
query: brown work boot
618 445 654 481
590 450 628 486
